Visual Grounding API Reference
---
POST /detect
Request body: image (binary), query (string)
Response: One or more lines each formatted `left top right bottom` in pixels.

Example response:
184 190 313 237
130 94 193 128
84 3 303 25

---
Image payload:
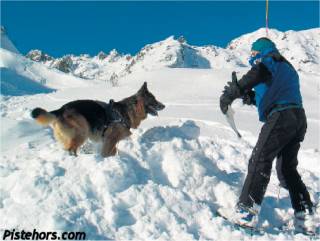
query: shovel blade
225 105 242 138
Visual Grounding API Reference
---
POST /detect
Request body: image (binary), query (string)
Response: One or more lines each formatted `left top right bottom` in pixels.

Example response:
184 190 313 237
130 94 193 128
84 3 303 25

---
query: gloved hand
220 72 242 114
242 90 256 106
220 94 232 114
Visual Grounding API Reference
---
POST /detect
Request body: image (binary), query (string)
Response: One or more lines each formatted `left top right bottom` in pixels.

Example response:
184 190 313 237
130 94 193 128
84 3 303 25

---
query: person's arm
237 62 272 90
219 63 272 114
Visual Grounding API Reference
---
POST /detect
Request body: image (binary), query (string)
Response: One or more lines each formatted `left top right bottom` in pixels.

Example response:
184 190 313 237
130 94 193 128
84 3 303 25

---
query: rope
266 0 269 37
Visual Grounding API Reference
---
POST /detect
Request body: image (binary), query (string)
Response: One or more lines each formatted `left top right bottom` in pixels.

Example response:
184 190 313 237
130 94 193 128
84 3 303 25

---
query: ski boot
232 203 260 228
294 206 318 235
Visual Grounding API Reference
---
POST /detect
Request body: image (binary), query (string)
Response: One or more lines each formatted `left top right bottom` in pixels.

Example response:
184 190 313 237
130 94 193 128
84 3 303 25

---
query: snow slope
0 29 95 96
1 49 95 92
0 27 54 95
0 68 53 96
1 26 20 54
1 28 320 240
1 69 320 240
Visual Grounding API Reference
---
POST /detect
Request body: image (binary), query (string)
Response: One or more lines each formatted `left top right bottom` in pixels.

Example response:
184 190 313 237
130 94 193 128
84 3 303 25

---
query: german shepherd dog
31 82 165 157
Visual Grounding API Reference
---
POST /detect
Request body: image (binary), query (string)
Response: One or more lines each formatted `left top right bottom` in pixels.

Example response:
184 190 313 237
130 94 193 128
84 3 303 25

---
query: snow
228 28 320 74
24 28 320 85
0 49 95 93
0 28 319 240
1 27 20 54
1 68 53 96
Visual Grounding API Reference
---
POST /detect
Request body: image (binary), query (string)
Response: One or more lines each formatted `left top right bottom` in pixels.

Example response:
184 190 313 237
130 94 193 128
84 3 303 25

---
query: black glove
220 72 242 114
220 94 233 114
242 90 256 106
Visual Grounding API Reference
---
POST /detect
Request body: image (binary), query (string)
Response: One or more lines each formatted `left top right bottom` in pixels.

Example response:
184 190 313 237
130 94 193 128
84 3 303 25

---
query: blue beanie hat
251 37 277 52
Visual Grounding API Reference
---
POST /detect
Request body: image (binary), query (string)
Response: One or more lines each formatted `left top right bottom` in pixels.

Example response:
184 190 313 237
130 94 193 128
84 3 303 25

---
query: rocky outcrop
26 50 54 62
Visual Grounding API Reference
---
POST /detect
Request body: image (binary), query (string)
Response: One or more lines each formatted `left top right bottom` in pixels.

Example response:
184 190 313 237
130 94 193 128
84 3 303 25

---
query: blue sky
2 1 319 57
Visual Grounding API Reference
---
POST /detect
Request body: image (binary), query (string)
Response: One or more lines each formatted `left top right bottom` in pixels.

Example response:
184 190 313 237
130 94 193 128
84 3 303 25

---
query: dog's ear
138 82 148 94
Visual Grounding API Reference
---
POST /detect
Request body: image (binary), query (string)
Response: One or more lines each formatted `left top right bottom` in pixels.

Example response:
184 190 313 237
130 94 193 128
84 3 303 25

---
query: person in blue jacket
220 37 315 231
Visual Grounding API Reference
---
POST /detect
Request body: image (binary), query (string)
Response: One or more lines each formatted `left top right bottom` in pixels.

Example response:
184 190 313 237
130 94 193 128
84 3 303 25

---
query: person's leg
280 130 316 233
239 111 295 212
279 139 313 212
276 155 288 189
280 109 313 213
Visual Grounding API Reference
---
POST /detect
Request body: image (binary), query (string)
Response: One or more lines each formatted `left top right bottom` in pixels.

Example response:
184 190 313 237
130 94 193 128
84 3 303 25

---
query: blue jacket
238 50 303 122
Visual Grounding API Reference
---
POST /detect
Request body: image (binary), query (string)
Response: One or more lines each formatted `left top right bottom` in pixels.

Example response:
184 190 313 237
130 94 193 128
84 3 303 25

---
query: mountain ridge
22 28 319 83
22 28 320 79
1 27 319 93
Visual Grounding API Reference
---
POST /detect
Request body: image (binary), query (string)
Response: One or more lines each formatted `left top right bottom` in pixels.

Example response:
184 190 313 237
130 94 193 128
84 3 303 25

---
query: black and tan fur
31 82 165 157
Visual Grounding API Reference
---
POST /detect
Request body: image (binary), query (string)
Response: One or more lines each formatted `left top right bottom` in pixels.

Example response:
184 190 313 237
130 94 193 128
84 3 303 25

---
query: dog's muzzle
147 102 165 116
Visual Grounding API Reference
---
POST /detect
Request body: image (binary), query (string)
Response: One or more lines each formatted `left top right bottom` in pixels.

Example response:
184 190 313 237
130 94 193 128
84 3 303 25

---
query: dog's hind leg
66 123 89 156
68 147 77 156
53 112 89 156
67 135 87 156
52 122 74 152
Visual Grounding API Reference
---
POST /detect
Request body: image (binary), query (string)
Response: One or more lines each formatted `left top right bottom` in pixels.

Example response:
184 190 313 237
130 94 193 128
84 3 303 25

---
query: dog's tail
31 108 57 126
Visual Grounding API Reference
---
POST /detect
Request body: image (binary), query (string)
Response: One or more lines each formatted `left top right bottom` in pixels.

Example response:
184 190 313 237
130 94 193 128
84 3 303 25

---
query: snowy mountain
25 28 320 83
1 27 319 240
228 28 320 73
1 27 52 96
0 27 95 95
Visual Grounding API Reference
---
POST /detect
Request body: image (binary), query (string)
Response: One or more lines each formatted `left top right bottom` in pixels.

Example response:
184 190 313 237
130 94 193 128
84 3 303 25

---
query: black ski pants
239 108 313 212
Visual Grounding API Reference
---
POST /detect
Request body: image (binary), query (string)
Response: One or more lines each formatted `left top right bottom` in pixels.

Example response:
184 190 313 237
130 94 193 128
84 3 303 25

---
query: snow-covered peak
105 49 122 62
227 28 283 50
97 51 107 60
0 26 20 54
127 35 211 72
177 35 187 44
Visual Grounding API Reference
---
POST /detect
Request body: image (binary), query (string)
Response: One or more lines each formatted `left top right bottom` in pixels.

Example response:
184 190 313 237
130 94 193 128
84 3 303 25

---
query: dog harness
97 100 131 137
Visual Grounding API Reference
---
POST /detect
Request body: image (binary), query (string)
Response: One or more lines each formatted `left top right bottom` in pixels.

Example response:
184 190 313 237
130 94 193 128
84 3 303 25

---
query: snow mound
140 120 201 144
1 117 319 240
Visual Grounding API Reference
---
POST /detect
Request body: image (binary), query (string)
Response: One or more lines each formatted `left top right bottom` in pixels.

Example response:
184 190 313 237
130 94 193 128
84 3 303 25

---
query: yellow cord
266 0 269 37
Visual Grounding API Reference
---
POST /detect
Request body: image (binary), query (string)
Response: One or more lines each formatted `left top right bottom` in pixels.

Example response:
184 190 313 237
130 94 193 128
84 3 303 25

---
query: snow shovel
225 72 242 138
